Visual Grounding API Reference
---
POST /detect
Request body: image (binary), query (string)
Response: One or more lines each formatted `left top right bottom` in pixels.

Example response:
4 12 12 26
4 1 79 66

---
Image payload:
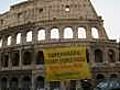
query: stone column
76 80 83 90
45 28 50 41
11 34 16 45
86 25 92 40
89 47 95 66
73 26 78 40
45 80 50 90
32 28 38 44
19 48 22 68
59 26 64 40
21 31 26 45
8 52 12 69
61 81 66 90
103 48 109 64
31 74 35 90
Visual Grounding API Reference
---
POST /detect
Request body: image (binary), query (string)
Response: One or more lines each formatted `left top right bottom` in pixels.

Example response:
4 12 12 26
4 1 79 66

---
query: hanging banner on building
43 46 91 81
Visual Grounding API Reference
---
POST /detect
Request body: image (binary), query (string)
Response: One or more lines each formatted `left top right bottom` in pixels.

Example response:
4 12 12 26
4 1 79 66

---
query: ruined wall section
0 0 99 30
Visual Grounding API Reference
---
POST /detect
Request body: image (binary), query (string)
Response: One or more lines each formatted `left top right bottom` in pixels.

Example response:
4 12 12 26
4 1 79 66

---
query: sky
0 0 120 41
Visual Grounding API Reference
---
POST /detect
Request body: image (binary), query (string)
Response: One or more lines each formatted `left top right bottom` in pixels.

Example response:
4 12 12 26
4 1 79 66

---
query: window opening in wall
51 28 59 39
22 76 31 90
64 27 73 39
0 39 3 47
0 19 4 25
35 76 44 89
7 36 12 46
23 51 32 65
91 27 99 39
38 30 45 41
1 77 7 90
2 54 9 67
36 51 44 65
65 5 70 12
10 78 19 90
16 33 21 44
96 74 105 82
12 51 19 66
95 49 103 63
69 80 77 90
78 27 86 39
110 74 118 79
39 8 43 13
26 31 32 42
108 49 115 63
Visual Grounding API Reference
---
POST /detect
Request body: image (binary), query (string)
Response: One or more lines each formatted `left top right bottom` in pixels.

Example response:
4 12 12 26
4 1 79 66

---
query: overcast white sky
0 0 120 41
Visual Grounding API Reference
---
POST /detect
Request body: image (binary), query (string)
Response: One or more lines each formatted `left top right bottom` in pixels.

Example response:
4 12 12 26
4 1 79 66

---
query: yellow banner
44 46 91 81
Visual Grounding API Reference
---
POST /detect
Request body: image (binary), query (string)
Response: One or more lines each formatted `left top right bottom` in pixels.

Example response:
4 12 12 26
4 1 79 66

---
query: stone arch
23 51 32 65
96 74 105 81
108 49 116 63
69 80 77 90
16 33 21 44
36 51 44 65
64 27 73 39
21 76 31 90
1 77 8 90
50 28 59 39
38 29 45 41
78 27 86 39
26 31 32 42
81 79 92 90
95 49 103 63
35 76 45 89
7 36 12 45
1 53 9 67
10 77 19 90
11 51 19 66
91 27 99 39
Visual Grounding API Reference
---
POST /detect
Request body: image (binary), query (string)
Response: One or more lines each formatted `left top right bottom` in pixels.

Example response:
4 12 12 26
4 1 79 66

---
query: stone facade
0 0 119 90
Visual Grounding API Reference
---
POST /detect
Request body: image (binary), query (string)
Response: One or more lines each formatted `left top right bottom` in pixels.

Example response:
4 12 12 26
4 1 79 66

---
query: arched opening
78 27 86 39
35 76 44 89
110 74 118 79
49 81 60 90
95 49 103 63
22 76 31 90
10 77 19 90
50 28 59 39
16 33 21 44
69 80 76 90
64 27 73 39
1 54 9 67
11 51 19 66
23 51 32 65
38 29 45 41
26 31 32 42
96 74 105 82
1 77 7 90
91 27 99 39
36 51 44 65
0 39 3 47
7 36 12 45
81 80 92 90
108 49 116 63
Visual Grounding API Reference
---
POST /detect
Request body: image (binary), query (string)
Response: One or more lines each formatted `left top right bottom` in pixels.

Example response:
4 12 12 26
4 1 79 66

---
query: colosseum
0 0 119 90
